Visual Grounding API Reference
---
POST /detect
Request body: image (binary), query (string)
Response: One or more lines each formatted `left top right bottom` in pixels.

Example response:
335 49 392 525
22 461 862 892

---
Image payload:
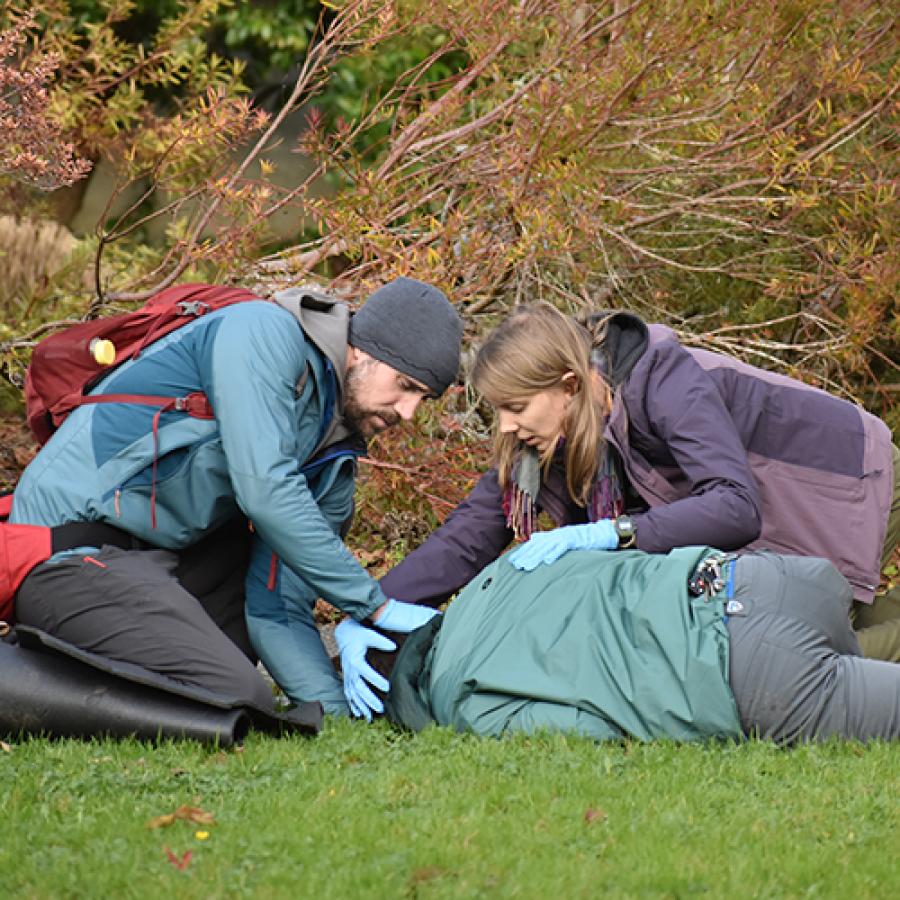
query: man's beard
343 360 400 438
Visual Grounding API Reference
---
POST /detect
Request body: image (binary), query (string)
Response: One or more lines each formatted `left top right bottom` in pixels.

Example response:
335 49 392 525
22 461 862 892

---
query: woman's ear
561 371 579 395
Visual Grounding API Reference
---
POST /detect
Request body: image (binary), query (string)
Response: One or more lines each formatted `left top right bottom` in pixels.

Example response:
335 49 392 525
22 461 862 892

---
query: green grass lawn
2 721 897 899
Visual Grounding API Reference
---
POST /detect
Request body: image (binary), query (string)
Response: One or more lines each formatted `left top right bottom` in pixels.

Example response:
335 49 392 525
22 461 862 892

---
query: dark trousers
727 553 900 743
15 520 273 711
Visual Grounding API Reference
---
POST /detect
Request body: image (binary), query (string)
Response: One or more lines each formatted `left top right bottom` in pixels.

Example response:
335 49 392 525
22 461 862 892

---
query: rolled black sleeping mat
0 626 322 746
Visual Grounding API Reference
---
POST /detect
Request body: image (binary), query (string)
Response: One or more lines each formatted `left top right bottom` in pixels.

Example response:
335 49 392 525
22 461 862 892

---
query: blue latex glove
335 618 396 721
508 520 619 571
373 598 441 633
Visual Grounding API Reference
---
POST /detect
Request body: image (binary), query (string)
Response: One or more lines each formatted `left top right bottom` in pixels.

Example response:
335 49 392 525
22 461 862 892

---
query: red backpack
2 283 263 621
25 282 259 445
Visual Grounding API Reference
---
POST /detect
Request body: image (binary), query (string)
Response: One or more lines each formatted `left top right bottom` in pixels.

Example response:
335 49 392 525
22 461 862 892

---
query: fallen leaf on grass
583 807 607 824
408 866 447 887
164 848 193 870
0 740 12 753
148 805 216 829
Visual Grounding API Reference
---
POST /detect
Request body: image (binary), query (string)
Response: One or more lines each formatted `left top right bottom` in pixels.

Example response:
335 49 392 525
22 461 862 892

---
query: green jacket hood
384 615 443 732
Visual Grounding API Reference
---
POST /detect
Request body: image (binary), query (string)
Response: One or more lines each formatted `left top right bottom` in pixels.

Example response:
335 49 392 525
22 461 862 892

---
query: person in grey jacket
10 278 457 718
377 303 898 703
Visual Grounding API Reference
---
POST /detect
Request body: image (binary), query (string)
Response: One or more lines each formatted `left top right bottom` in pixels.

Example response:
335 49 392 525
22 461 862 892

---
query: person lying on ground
365 547 900 744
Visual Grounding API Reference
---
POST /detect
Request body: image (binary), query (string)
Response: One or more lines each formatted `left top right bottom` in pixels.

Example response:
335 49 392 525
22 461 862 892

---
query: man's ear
346 345 368 370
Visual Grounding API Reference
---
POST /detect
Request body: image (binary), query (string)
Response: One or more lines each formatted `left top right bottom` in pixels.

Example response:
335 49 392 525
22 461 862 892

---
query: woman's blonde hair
472 302 612 506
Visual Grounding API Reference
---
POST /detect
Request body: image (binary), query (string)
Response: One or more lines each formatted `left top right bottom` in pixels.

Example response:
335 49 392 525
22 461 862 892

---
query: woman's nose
497 410 518 433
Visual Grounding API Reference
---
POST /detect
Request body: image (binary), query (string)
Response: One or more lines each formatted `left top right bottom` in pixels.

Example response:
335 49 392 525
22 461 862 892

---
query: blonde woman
381 303 899 661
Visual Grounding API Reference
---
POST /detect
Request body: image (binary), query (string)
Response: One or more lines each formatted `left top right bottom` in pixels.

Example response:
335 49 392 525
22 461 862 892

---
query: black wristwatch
613 515 636 549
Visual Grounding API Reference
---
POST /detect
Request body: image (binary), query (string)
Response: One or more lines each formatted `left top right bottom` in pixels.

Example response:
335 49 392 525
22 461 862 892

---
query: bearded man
9 278 461 717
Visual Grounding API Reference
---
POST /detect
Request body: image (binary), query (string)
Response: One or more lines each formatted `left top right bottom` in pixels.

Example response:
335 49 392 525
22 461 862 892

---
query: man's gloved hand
335 618 396 721
508 520 619 571
372 598 441 633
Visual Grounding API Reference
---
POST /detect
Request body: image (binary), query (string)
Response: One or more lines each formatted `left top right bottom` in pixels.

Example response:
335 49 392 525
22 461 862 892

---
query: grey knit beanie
349 277 462 396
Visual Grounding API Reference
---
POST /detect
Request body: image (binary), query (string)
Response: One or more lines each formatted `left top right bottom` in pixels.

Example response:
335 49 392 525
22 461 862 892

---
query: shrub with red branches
0 13 90 191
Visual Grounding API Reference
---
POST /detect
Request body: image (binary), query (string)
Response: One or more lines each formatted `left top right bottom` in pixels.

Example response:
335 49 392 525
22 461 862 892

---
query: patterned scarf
502 442 624 540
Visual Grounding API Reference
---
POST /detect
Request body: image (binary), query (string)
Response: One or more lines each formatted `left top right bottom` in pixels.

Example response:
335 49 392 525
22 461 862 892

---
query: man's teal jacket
11 300 386 623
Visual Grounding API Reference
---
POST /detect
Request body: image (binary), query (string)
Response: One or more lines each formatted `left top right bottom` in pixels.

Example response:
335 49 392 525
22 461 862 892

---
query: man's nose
395 394 422 421
497 410 518 433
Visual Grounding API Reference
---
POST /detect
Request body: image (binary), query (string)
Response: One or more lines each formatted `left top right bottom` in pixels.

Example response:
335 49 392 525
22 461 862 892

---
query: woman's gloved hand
335 618 396 721
508 520 618 571
372 598 441 633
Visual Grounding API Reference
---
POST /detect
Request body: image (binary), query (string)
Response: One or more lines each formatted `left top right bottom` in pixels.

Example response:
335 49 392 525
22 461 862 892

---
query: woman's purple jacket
381 312 893 605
